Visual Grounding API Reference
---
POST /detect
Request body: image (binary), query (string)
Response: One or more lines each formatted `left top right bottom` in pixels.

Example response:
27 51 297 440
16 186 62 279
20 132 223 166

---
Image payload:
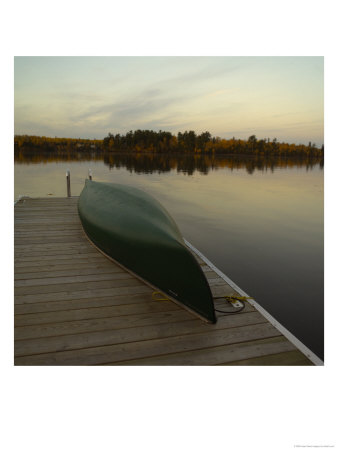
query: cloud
65 87 199 132
163 59 241 87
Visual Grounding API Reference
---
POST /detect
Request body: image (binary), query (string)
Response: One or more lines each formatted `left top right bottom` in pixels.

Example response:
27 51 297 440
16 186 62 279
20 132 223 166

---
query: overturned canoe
78 180 216 323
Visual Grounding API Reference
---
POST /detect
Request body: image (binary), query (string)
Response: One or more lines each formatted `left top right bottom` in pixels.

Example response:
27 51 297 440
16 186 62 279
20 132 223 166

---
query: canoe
78 180 216 323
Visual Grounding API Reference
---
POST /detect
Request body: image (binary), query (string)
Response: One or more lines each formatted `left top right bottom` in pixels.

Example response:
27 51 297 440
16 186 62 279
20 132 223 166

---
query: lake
14 152 324 360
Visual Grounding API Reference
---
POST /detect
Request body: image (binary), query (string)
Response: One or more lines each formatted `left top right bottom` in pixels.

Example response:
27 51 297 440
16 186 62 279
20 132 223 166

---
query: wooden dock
14 196 315 365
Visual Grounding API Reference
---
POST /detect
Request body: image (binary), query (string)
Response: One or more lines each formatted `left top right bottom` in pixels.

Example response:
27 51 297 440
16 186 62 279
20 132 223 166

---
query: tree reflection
15 150 323 174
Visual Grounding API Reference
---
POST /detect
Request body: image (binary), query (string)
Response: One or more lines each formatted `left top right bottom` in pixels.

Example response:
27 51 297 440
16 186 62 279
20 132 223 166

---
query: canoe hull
78 180 216 323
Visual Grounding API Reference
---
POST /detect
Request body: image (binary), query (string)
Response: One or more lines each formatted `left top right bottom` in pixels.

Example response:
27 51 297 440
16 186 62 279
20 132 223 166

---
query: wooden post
66 170 71 197
88 169 92 180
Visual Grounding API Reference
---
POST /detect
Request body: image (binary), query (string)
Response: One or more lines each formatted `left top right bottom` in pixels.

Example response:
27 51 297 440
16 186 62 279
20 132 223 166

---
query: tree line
103 130 323 157
14 135 102 152
14 130 324 158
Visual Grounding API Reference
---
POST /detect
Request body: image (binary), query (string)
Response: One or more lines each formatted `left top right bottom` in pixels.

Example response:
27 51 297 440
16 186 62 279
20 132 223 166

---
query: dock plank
15 253 105 264
14 271 134 287
14 265 126 278
15 299 182 329
14 293 158 314
14 284 152 304
221 349 314 366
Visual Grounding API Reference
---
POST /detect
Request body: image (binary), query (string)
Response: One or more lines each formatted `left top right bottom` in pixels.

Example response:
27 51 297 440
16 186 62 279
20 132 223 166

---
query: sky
14 56 324 145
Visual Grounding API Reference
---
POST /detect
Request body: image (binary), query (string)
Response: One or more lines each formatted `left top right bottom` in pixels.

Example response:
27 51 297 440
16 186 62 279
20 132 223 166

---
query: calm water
14 153 324 359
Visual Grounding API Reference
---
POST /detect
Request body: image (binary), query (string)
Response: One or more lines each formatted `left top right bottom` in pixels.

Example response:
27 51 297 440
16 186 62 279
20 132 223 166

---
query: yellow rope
152 291 171 301
217 294 254 304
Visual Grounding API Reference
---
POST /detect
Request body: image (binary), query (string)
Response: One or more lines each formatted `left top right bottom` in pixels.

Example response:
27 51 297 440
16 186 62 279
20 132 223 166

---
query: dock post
66 170 71 197
88 169 92 180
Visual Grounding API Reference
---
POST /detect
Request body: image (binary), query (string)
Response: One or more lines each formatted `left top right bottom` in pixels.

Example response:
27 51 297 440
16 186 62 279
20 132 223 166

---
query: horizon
14 56 324 146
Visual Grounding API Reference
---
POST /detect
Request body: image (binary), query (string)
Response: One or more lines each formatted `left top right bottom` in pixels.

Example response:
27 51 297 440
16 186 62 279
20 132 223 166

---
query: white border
184 239 324 366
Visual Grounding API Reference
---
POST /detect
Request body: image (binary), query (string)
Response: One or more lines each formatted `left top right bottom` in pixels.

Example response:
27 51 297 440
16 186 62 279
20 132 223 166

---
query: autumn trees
14 131 324 159
14 135 103 152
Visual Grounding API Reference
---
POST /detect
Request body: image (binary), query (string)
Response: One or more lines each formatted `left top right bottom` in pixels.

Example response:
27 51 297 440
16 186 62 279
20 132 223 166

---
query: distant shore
14 130 324 159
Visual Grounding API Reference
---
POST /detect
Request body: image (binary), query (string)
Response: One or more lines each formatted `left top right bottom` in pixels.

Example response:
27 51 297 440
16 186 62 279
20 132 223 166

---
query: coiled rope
213 295 253 314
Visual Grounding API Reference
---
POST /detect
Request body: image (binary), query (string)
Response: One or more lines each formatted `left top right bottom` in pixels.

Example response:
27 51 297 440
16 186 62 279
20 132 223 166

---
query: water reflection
15 149 324 175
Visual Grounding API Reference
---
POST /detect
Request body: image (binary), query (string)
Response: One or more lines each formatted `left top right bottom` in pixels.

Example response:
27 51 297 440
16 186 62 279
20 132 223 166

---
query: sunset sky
14 56 324 145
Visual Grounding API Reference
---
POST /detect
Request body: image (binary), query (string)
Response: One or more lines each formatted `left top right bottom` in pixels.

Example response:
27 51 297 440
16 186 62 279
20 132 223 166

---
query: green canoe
78 180 216 323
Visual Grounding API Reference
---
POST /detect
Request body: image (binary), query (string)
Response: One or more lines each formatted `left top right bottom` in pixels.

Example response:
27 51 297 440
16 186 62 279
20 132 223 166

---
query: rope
152 291 171 301
214 294 253 314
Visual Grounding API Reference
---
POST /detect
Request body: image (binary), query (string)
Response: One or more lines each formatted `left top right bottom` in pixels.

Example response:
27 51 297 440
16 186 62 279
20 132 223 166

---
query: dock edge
184 239 324 366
